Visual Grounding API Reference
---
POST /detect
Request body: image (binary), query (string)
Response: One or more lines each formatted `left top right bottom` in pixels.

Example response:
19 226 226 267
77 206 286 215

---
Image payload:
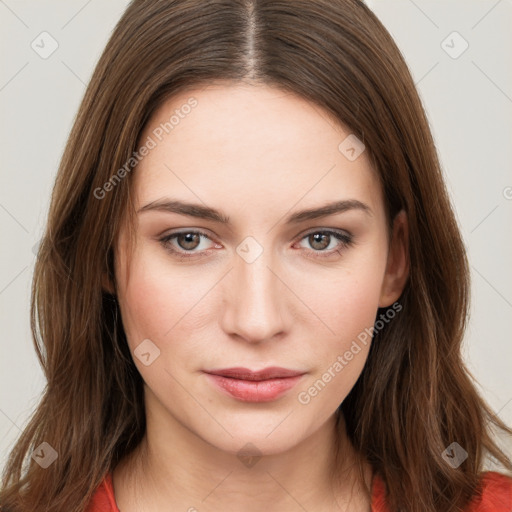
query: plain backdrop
1 0 511 471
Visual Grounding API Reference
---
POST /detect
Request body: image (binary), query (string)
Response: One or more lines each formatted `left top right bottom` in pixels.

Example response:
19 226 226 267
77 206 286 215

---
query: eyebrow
137 198 372 224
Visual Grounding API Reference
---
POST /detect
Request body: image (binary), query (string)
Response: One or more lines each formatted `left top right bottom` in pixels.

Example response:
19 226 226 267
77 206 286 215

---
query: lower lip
205 373 303 402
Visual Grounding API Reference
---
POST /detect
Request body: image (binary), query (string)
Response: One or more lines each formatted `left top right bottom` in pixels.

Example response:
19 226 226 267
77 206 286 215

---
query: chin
193 416 313 458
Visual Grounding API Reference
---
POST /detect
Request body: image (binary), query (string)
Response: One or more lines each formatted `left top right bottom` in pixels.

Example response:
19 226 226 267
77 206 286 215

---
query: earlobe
379 210 409 307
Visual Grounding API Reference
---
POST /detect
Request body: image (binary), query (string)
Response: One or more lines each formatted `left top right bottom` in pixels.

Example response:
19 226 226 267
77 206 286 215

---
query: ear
379 210 409 307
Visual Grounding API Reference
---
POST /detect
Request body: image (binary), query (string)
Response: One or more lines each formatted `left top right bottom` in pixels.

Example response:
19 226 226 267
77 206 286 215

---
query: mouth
203 367 306 402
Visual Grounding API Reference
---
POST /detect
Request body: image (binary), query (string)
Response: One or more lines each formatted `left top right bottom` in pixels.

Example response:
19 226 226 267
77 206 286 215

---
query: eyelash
159 229 354 261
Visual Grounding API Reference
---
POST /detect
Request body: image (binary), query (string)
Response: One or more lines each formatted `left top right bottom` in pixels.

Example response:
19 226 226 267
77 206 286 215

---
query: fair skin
108 83 409 511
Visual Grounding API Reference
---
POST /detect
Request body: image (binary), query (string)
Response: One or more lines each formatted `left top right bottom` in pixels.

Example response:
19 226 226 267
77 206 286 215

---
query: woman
1 1 511 511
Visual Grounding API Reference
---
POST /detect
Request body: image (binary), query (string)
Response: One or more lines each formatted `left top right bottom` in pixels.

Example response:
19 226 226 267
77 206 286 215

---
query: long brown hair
1 1 511 510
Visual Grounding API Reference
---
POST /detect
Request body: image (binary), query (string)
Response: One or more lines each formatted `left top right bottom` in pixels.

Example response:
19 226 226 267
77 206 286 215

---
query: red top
86 470 512 511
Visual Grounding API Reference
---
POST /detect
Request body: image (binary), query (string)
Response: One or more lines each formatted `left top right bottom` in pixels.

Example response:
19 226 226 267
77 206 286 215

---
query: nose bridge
222 235 287 343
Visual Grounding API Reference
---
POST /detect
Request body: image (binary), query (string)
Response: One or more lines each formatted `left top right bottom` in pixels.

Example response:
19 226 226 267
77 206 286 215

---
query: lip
203 367 306 402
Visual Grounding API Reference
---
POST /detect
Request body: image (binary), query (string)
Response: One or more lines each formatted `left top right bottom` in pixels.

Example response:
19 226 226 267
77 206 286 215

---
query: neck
113 391 373 511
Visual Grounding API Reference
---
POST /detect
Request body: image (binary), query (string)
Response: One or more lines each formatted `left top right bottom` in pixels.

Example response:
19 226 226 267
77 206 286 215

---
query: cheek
116 249 215 358
298 248 387 378
295 269 384 412
118 270 172 345
301 253 386 343
319 279 379 370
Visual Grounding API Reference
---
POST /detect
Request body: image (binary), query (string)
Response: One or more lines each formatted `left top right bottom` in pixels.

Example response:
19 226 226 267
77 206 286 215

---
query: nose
220 244 290 344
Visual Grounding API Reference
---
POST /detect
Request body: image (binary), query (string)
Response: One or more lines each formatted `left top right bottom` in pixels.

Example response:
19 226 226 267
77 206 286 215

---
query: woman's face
112 83 407 456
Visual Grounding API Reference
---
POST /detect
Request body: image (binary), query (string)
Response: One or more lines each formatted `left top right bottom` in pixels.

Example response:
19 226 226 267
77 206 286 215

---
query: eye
295 229 354 259
159 230 217 260
159 228 354 261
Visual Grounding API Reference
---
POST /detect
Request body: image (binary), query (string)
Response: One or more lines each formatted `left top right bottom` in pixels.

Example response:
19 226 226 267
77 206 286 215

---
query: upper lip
204 367 305 381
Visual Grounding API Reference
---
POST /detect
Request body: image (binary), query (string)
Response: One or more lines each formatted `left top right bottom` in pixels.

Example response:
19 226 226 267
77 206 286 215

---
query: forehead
134 83 382 219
